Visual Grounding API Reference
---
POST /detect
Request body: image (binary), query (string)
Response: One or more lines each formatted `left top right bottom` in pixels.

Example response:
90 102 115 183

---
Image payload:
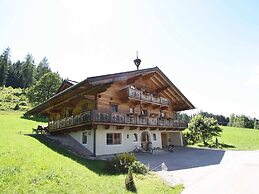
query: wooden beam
126 74 142 85
116 126 124 130
140 126 148 130
156 85 170 93
130 126 138 130
142 71 156 80
84 95 95 100
159 128 166 131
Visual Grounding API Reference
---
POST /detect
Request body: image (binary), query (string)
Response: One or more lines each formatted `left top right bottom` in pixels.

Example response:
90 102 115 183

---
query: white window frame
133 133 138 142
106 132 122 145
152 133 157 141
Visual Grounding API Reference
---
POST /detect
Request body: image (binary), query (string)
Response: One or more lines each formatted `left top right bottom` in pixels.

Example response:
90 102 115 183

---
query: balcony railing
48 110 188 131
128 87 169 106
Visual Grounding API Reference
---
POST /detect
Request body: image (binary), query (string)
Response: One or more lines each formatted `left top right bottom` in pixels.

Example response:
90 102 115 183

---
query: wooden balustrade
128 87 169 106
48 110 188 131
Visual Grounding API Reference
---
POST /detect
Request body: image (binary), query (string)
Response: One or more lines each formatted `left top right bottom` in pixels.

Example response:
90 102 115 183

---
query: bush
19 101 27 106
5 94 13 102
107 153 136 174
131 161 149 174
13 104 20 110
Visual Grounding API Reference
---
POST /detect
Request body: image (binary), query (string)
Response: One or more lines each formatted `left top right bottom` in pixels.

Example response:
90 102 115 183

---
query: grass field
187 125 259 150
0 111 183 194
217 126 259 150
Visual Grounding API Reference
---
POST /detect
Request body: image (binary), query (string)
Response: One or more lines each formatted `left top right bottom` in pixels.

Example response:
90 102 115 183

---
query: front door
141 131 150 150
161 132 168 147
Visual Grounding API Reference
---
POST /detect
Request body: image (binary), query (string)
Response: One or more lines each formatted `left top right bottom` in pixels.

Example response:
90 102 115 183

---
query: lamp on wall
88 131 91 135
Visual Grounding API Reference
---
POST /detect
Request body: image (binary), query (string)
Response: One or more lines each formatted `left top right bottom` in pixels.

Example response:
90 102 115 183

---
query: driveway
136 147 259 194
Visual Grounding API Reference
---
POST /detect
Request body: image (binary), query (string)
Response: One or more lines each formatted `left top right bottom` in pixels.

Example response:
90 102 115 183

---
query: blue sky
1 0 259 118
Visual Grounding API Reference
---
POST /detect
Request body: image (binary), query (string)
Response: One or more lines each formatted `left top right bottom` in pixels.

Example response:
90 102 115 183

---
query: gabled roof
56 79 78 94
26 67 195 115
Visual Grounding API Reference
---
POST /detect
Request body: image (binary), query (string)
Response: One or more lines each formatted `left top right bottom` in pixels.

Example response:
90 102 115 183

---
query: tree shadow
219 143 236 148
21 114 48 123
27 134 116 176
126 181 137 193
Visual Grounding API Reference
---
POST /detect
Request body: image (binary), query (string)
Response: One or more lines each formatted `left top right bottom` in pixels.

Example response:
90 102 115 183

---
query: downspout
93 126 96 157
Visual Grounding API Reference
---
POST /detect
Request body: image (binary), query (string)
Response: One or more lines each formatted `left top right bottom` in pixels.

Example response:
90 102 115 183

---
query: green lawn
0 111 183 194
217 126 259 150
186 125 259 150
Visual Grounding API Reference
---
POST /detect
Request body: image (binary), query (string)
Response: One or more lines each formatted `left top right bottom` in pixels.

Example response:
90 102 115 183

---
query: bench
32 125 49 134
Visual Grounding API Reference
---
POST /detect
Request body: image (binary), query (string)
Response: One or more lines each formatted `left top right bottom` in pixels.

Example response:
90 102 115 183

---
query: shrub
13 104 20 110
131 161 148 174
5 94 13 102
19 101 27 106
107 152 136 174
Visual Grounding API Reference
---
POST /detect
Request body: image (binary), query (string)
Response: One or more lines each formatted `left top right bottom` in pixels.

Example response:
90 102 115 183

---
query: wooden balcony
128 87 169 106
48 110 188 131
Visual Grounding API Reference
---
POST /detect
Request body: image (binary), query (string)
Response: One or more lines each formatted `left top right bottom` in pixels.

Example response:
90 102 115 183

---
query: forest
0 47 62 106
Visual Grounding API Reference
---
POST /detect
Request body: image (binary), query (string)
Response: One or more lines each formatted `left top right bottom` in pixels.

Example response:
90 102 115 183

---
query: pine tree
6 60 22 88
21 54 36 88
0 47 11 86
36 57 51 80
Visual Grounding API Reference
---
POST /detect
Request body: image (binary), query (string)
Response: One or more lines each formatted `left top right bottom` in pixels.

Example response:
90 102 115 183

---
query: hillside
218 126 259 150
0 87 31 111
0 111 183 193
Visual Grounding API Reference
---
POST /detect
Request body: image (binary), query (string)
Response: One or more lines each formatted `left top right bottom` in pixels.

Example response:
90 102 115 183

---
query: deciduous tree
188 114 222 146
27 72 62 105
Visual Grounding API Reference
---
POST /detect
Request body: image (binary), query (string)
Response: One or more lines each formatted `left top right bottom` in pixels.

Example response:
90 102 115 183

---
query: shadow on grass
126 181 137 193
219 143 236 149
28 134 115 176
21 114 48 123
196 143 236 149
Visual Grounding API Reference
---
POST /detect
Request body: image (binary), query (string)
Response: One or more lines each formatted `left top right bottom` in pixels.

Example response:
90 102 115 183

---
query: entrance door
141 131 150 150
161 132 168 147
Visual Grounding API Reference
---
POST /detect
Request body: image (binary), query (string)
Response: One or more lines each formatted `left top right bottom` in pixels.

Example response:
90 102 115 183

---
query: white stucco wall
95 126 163 156
168 131 183 146
69 129 94 153
69 126 183 156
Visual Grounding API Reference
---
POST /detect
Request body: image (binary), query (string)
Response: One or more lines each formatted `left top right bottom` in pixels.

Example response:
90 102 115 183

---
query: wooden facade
27 67 194 134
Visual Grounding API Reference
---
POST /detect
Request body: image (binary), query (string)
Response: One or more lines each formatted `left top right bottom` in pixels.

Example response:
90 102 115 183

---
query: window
106 133 121 145
129 107 135 114
153 133 157 141
133 133 138 142
141 109 148 116
82 132 87 144
110 104 118 112
68 109 73 116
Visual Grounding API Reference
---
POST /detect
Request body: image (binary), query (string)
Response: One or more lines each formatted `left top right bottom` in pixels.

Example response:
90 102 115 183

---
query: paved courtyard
137 147 259 194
